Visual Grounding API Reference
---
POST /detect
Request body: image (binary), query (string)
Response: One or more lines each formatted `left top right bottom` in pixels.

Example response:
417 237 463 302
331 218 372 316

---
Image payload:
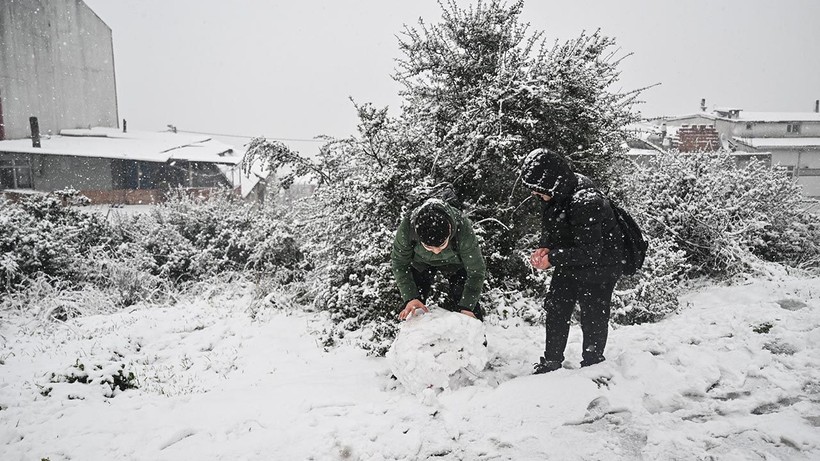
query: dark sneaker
533 357 562 374
580 355 605 368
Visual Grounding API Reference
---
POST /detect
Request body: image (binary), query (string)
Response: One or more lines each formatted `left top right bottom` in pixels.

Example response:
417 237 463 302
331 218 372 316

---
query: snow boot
533 356 562 374
580 353 605 368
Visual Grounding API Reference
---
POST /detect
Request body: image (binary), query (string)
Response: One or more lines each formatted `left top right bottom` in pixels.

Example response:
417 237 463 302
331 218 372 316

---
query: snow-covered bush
1 190 302 317
0 274 119 320
612 236 689 324
615 152 820 280
0 192 164 314
121 212 202 283
43 359 138 399
315 226 403 356
0 192 114 293
85 242 169 307
116 190 303 286
604 151 819 325
156 190 253 275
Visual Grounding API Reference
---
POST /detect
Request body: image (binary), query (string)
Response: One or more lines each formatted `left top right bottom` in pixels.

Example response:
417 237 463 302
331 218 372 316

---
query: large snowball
386 308 488 395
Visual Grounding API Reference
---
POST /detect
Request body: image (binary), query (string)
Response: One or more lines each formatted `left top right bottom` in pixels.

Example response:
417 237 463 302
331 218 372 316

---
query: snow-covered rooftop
726 112 820 123
0 127 242 165
660 111 820 124
734 136 820 149
217 160 269 198
660 113 718 122
625 148 660 157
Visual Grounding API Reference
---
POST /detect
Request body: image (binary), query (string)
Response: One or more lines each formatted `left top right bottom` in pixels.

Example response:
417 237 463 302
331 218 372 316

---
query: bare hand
399 299 429 320
460 310 477 319
530 247 551 270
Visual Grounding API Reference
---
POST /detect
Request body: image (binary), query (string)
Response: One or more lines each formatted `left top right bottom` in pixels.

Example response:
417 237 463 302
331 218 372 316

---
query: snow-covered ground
1 271 819 460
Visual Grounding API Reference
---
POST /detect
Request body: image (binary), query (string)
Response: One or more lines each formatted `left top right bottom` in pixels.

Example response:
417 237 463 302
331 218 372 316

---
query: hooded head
412 201 452 247
520 148 578 201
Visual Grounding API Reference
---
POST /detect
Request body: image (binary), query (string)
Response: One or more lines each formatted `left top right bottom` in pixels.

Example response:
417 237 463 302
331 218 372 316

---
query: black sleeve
539 202 557 249
548 193 606 267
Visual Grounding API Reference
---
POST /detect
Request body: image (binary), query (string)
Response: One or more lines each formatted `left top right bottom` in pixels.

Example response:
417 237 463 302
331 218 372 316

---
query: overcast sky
84 0 820 154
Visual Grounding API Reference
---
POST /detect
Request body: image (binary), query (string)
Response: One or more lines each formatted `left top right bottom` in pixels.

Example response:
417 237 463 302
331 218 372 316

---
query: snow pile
387 309 488 395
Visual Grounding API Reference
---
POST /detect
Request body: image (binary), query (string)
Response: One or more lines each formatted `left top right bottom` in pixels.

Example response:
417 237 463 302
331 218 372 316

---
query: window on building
784 165 795 176
787 123 801 134
0 158 34 189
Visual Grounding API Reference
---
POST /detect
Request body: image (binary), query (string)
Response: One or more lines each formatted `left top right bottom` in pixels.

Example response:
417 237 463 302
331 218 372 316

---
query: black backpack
409 182 463 210
608 199 649 276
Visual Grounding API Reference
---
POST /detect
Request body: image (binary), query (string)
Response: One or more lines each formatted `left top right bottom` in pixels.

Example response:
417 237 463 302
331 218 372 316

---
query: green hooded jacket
390 200 486 309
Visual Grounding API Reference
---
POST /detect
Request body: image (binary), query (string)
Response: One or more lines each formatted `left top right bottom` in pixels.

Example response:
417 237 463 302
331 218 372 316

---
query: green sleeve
391 216 419 303
456 216 486 310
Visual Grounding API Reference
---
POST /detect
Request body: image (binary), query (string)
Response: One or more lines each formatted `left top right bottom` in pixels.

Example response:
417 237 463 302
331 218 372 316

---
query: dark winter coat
522 149 624 279
391 200 486 309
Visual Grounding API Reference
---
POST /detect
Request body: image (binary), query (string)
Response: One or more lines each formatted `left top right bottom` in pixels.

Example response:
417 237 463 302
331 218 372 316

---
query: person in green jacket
391 198 487 321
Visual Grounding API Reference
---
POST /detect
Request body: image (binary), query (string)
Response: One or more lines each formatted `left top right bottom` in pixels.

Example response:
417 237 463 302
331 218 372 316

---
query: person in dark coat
521 148 624 373
391 199 487 321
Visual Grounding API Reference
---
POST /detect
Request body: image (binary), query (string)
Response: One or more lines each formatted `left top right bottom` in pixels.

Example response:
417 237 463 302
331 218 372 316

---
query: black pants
411 265 483 321
543 268 619 366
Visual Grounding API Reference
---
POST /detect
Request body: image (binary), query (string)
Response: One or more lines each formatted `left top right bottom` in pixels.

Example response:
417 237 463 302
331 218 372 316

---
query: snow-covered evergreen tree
396 0 638 185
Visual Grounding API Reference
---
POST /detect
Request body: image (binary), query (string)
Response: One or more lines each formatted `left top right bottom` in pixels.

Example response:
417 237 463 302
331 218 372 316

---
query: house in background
648 101 820 198
718 109 820 197
0 127 254 204
0 1 270 203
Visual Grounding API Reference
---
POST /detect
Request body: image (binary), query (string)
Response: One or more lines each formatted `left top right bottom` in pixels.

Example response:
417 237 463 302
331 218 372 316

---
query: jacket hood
521 148 578 202
409 199 458 244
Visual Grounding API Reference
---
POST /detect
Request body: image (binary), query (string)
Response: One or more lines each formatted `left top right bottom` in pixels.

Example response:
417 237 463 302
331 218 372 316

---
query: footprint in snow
751 397 800 415
763 339 799 356
591 374 611 389
776 298 807 311
564 396 631 425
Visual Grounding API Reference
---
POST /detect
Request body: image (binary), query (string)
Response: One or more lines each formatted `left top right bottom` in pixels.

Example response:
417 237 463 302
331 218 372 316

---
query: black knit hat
520 148 578 200
414 205 451 247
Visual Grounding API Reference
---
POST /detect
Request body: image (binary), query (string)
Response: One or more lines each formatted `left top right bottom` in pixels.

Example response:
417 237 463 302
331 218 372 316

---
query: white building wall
0 0 118 140
797 176 820 198
769 151 799 168
770 149 820 198
797 150 820 169
716 120 820 138
748 149 820 169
